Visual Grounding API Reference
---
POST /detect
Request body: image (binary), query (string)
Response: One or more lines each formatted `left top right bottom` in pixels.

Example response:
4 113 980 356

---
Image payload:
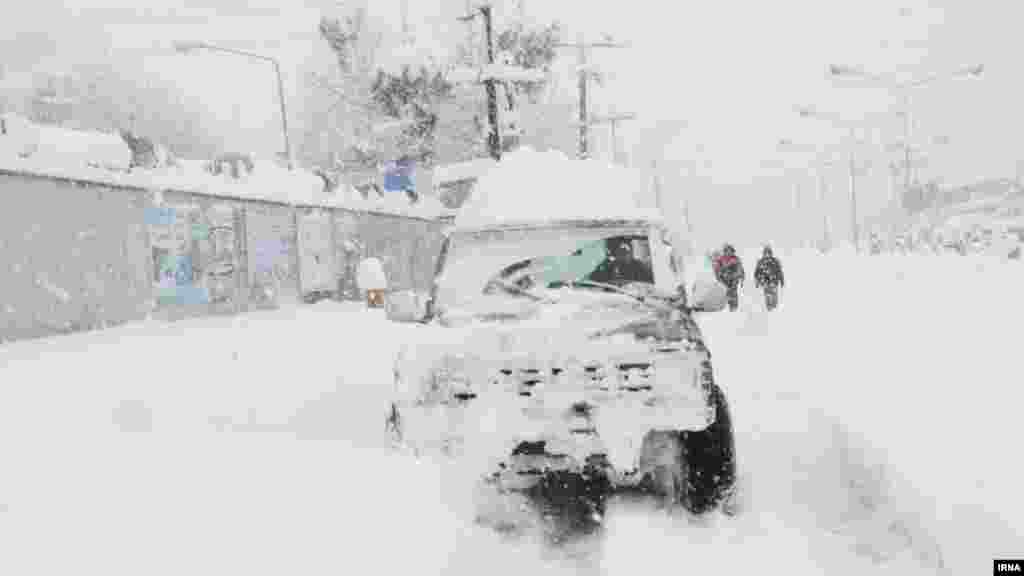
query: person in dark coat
713 244 745 311
588 238 654 285
754 245 785 311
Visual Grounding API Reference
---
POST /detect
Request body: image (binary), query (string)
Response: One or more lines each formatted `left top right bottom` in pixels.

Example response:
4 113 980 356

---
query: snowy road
1 251 1020 575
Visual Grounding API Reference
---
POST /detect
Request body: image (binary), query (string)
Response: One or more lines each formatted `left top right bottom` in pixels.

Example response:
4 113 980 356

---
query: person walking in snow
713 244 745 311
754 245 785 311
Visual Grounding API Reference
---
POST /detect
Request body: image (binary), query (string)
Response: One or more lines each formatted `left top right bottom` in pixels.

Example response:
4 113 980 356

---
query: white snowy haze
2 0 1021 248
2 2 1023 574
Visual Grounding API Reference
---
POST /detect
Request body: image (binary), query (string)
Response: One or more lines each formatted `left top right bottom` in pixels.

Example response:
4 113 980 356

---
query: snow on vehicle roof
452 147 663 231
0 113 444 220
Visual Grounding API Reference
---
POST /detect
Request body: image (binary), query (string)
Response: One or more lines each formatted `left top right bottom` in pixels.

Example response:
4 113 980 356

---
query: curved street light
829 63 984 89
828 62 983 192
825 62 984 238
174 41 293 169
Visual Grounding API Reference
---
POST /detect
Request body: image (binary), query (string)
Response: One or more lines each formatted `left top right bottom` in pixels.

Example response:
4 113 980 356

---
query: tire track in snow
696 304 949 575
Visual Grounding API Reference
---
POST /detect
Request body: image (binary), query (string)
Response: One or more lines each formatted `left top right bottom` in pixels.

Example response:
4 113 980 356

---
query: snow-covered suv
385 215 736 543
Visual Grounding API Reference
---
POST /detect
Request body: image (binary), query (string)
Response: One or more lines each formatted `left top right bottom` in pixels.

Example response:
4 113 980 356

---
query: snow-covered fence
0 168 446 344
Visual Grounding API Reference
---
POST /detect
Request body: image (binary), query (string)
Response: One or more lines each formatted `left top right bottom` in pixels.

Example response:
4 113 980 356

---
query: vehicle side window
585 236 654 285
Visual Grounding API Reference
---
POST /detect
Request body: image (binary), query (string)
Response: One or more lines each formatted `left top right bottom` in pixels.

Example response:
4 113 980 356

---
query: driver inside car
587 237 654 285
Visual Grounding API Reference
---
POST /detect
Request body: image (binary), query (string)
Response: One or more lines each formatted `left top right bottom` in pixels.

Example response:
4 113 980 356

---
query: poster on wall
201 203 240 307
298 211 334 300
145 204 209 307
245 207 292 307
333 214 362 300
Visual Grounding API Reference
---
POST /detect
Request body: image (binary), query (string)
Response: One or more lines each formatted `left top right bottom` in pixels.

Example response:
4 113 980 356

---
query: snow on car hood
391 290 712 473
406 290 694 370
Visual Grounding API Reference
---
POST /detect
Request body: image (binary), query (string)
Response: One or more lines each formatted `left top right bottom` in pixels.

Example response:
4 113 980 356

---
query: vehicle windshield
432 224 680 316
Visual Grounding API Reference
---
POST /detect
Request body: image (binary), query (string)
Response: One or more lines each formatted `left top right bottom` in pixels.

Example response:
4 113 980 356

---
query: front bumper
391 333 715 479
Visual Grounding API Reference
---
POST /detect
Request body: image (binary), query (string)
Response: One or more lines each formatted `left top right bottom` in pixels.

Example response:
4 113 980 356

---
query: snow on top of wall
453 147 663 231
0 114 442 219
1 112 131 171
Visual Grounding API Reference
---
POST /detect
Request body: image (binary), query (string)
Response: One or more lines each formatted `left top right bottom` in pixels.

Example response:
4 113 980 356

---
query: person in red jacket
713 244 745 311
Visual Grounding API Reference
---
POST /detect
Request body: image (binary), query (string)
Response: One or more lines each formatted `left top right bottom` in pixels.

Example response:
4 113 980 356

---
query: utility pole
584 113 637 165
900 93 912 203
818 167 831 250
848 144 859 250
480 5 500 160
576 36 588 158
607 114 634 166
400 0 409 36
555 36 632 160
457 3 540 161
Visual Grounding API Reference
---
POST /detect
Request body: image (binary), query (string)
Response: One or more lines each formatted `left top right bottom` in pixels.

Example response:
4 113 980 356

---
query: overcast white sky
2 0 1021 247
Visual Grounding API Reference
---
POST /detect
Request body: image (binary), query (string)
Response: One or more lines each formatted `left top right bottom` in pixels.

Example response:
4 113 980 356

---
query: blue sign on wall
144 206 175 227
382 159 415 193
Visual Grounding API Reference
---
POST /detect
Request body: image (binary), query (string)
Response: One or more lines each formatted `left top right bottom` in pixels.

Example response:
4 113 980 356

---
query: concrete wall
0 172 152 342
0 170 445 345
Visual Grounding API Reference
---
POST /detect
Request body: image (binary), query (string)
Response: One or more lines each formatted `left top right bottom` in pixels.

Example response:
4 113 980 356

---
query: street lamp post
779 138 837 251
828 63 983 210
794 106 867 251
174 41 293 169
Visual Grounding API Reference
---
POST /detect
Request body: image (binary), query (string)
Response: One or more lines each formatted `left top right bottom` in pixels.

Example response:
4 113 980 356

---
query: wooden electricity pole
458 4 501 160
456 3 542 161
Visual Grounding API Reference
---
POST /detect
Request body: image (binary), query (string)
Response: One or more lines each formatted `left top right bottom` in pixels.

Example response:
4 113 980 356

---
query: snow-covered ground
0 252 1020 575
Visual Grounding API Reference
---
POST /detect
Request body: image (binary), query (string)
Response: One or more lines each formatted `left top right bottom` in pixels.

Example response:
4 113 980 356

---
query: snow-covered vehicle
383 149 737 543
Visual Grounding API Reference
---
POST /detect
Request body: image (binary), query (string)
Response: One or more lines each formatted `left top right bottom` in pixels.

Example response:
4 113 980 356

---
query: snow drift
0 252 1020 575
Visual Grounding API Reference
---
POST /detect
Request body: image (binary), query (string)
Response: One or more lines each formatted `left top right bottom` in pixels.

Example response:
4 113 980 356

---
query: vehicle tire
628 378 737 517
678 378 737 515
488 444 614 545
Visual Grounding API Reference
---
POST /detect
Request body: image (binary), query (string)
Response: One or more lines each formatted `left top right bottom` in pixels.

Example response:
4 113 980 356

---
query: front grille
492 351 701 401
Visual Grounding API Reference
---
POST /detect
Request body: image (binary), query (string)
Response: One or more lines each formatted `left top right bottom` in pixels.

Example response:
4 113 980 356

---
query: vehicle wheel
525 467 612 544
630 380 737 516
487 444 614 545
679 380 737 515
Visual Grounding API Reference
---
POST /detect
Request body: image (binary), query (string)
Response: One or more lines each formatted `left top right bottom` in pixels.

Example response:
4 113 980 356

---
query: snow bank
703 251 1024 574
0 115 442 219
2 251 1020 574
454 148 662 230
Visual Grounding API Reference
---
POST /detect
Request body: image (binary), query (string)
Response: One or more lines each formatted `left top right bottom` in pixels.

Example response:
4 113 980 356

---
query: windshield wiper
568 280 685 312
485 278 555 303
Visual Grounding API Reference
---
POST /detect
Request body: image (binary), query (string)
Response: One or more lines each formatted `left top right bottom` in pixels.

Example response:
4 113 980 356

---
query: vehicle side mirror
690 279 728 313
385 289 430 323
